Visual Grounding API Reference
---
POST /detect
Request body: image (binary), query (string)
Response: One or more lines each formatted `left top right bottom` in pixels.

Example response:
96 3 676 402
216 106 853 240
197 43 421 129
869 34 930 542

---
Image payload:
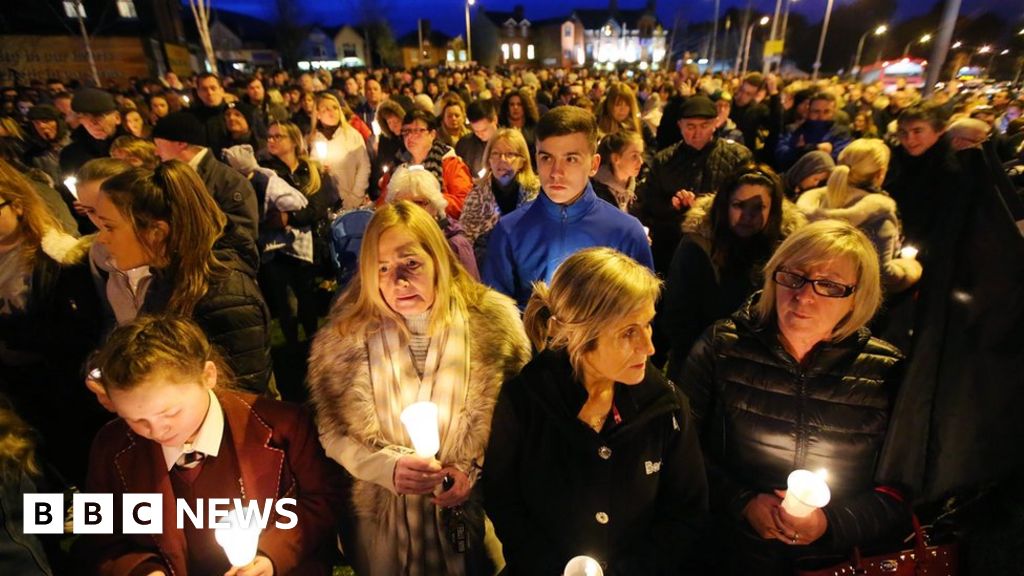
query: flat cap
71 88 117 114
679 95 718 119
28 104 62 121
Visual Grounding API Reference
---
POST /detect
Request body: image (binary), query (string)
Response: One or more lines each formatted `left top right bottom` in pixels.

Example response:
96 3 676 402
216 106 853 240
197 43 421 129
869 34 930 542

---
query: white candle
477 168 487 179
372 119 381 137
181 95 190 105
781 469 831 518
64 176 78 199
564 555 603 576
900 245 919 260
313 141 328 160
382 164 390 174
214 511 262 568
400 401 440 458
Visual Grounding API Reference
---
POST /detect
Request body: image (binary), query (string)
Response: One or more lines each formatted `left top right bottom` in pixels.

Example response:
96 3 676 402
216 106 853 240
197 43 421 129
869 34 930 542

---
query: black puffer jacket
678 295 907 574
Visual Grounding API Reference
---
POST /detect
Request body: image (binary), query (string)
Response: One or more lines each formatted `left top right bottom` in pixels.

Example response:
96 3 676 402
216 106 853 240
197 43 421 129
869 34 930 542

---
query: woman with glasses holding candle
391 109 473 220
307 201 530 576
308 92 370 210
459 128 539 263
484 247 708 575
678 220 909 575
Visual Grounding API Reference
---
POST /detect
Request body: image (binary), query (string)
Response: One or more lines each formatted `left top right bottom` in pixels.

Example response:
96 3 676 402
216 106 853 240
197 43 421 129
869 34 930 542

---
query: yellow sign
164 43 194 77
764 39 785 58
0 35 149 86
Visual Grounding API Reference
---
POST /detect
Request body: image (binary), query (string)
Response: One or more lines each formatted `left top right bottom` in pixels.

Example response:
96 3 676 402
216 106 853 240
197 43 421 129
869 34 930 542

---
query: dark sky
208 0 1022 38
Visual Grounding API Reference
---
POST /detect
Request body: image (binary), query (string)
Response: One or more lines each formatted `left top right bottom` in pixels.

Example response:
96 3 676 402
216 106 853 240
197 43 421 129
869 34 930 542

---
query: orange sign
0 35 150 86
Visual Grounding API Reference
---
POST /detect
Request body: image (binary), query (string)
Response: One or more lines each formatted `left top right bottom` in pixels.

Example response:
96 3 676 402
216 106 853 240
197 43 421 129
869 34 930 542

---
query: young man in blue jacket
482 106 654 308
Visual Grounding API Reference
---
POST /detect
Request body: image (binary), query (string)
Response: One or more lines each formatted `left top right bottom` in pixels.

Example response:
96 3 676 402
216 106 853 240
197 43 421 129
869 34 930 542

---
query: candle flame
816 468 829 481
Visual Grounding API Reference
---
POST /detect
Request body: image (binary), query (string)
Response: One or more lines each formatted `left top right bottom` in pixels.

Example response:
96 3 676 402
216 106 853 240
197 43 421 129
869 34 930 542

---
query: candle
64 176 78 199
900 245 919 260
564 555 603 576
313 141 328 160
477 168 487 179
181 95 190 105
382 164 390 174
372 120 381 137
214 511 262 568
400 402 440 458
781 469 831 518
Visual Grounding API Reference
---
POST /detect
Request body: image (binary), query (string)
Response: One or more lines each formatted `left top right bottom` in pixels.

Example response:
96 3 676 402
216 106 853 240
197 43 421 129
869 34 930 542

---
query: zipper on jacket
795 369 808 469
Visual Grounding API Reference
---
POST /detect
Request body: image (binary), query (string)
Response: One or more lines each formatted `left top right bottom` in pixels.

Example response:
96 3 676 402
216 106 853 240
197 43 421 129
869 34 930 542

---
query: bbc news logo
24 494 298 534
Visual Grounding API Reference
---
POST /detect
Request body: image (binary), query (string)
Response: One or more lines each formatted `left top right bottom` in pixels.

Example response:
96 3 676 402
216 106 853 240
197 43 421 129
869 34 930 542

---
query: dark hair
809 91 836 105
897 103 946 131
89 315 233 393
742 72 765 89
466 99 497 123
536 106 598 152
195 73 221 87
597 131 643 166
707 164 786 269
499 88 539 127
403 108 437 131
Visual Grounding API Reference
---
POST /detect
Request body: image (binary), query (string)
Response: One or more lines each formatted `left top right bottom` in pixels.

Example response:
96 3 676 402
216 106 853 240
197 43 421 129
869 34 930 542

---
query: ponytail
523 282 553 351
825 164 852 209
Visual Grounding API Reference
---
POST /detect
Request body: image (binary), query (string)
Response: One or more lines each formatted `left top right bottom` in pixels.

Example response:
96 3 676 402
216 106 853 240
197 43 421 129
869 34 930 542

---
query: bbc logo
24 493 164 534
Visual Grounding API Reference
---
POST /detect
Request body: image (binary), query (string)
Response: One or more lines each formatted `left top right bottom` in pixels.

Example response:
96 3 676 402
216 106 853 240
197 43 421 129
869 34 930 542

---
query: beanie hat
152 111 207 147
28 104 62 121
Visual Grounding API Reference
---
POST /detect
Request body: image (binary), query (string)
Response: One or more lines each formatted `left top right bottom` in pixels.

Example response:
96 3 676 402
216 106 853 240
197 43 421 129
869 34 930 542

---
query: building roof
396 28 452 48
569 8 657 30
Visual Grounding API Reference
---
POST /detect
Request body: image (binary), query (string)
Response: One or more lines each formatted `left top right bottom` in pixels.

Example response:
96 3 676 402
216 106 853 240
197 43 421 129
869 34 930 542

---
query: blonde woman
307 202 530 576
484 247 708 575
309 91 371 209
680 220 908 575
459 128 539 260
797 138 922 292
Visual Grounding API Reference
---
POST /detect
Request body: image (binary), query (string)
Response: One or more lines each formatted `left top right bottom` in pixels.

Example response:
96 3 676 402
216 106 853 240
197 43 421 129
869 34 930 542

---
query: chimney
609 0 618 14
513 4 524 21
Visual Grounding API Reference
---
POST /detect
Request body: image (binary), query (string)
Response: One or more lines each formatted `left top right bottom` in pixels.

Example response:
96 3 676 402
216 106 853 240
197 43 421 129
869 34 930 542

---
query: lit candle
477 168 487 179
400 401 440 458
214 511 262 568
372 120 381 137
64 176 78 199
382 164 390 174
900 245 919 260
314 141 328 160
181 95 190 105
564 555 604 576
781 469 831 518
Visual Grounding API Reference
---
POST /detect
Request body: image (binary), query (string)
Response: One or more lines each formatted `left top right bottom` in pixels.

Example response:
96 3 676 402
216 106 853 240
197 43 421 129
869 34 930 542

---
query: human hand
742 493 783 539
772 490 829 545
679 80 695 97
224 555 274 576
816 142 833 154
433 467 472 508
671 189 696 210
394 455 443 495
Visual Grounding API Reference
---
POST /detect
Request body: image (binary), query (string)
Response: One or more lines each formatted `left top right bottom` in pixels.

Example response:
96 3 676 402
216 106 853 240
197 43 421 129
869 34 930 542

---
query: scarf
366 306 471 576
402 140 453 196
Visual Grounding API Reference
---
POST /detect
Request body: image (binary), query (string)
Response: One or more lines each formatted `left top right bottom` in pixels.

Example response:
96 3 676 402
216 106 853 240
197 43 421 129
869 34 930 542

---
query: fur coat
306 288 530 541
797 186 921 292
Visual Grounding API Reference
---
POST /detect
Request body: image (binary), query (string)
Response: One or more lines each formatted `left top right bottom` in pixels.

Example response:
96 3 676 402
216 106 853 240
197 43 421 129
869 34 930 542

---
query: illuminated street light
854 24 888 72
759 16 770 26
904 32 932 56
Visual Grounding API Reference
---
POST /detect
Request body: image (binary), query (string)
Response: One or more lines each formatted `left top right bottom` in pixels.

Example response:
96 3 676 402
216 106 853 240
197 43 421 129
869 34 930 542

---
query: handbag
796 515 958 576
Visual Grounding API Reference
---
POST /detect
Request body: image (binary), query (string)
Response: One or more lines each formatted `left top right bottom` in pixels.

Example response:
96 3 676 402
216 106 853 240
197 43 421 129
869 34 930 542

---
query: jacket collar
534 182 598 222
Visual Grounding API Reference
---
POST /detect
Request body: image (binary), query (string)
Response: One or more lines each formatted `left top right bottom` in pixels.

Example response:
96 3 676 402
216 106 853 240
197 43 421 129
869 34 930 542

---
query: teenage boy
482 106 653 308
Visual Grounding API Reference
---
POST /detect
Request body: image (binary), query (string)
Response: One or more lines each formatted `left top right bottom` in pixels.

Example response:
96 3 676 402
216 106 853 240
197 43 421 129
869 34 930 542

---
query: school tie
175 449 206 470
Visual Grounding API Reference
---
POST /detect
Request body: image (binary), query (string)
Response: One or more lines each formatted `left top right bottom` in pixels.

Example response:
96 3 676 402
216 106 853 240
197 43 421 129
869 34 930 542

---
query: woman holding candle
679 220 909 575
484 247 709 576
307 201 531 575
308 92 371 210
80 315 344 576
796 139 922 293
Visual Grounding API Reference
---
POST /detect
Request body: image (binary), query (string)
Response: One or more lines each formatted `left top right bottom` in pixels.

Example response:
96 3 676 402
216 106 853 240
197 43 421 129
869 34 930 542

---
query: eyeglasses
267 133 288 141
773 269 856 298
490 152 522 161
401 127 430 138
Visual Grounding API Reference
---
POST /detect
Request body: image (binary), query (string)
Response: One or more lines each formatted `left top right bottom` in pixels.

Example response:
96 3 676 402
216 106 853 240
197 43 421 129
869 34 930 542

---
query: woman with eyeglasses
390 109 473 220
459 128 539 264
678 220 909 575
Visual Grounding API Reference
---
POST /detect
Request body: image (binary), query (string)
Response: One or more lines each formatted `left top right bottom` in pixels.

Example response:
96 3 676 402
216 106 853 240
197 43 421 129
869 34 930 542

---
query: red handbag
796 515 958 576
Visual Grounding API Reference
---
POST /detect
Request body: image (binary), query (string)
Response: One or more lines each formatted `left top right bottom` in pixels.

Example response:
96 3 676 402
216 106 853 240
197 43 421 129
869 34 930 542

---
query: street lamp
742 16 770 75
904 33 931 56
853 24 887 73
464 0 475 64
812 0 835 80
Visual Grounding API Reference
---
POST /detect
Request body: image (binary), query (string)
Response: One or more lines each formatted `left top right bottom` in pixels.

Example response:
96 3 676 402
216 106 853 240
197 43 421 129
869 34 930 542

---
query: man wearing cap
637 94 752 275
59 88 128 174
153 111 260 274
23 104 70 185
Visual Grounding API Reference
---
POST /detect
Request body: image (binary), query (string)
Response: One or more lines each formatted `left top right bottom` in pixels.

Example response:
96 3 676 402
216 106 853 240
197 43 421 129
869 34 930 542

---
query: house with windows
333 26 367 68
564 0 668 68
473 6 538 67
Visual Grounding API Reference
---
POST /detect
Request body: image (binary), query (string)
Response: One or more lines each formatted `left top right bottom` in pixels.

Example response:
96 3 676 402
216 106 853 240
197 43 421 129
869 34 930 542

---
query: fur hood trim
681 193 807 251
796 187 897 226
41 229 93 265
307 289 531 519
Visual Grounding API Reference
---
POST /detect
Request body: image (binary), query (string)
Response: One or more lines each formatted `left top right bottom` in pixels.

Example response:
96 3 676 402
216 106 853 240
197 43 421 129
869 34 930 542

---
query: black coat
58 126 128 175
195 151 261 275
679 297 908 575
484 350 709 576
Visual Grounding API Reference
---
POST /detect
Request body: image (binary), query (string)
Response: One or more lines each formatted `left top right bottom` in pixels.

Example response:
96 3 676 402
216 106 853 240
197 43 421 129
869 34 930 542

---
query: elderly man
947 118 991 152
638 95 752 274
59 88 130 174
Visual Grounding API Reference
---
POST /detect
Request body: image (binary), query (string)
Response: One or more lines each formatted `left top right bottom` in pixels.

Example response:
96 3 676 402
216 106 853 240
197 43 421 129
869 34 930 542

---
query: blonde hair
269 120 321 197
330 201 488 338
482 128 540 191
0 158 61 262
110 136 159 170
754 220 883 341
387 166 448 215
825 138 890 209
524 248 661 378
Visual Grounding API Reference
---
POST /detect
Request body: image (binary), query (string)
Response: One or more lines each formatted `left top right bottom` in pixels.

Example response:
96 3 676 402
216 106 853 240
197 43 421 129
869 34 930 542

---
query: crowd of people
0 59 1022 576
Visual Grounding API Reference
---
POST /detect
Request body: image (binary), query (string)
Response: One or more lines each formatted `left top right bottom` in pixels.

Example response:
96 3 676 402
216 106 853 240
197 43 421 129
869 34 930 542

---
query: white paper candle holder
214 509 262 568
564 555 603 576
400 401 440 458
781 469 831 518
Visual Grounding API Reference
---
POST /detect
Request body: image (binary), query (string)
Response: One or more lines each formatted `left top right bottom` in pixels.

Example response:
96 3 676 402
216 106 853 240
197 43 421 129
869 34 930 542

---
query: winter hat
152 111 207 147
785 150 836 192
679 95 717 119
71 88 117 114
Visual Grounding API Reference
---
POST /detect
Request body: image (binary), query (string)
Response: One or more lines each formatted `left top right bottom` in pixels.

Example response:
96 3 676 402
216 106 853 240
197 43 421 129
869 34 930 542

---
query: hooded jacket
484 349 709 575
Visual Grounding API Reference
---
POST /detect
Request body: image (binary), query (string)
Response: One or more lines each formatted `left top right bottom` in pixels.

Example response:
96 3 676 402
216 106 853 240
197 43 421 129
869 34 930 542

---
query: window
447 50 455 62
527 44 535 60
117 0 138 18
501 43 510 61
512 43 521 60
63 1 86 18
342 43 357 58
564 25 572 38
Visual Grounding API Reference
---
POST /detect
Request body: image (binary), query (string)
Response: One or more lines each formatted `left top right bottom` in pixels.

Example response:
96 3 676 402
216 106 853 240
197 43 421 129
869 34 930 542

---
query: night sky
206 0 1022 38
